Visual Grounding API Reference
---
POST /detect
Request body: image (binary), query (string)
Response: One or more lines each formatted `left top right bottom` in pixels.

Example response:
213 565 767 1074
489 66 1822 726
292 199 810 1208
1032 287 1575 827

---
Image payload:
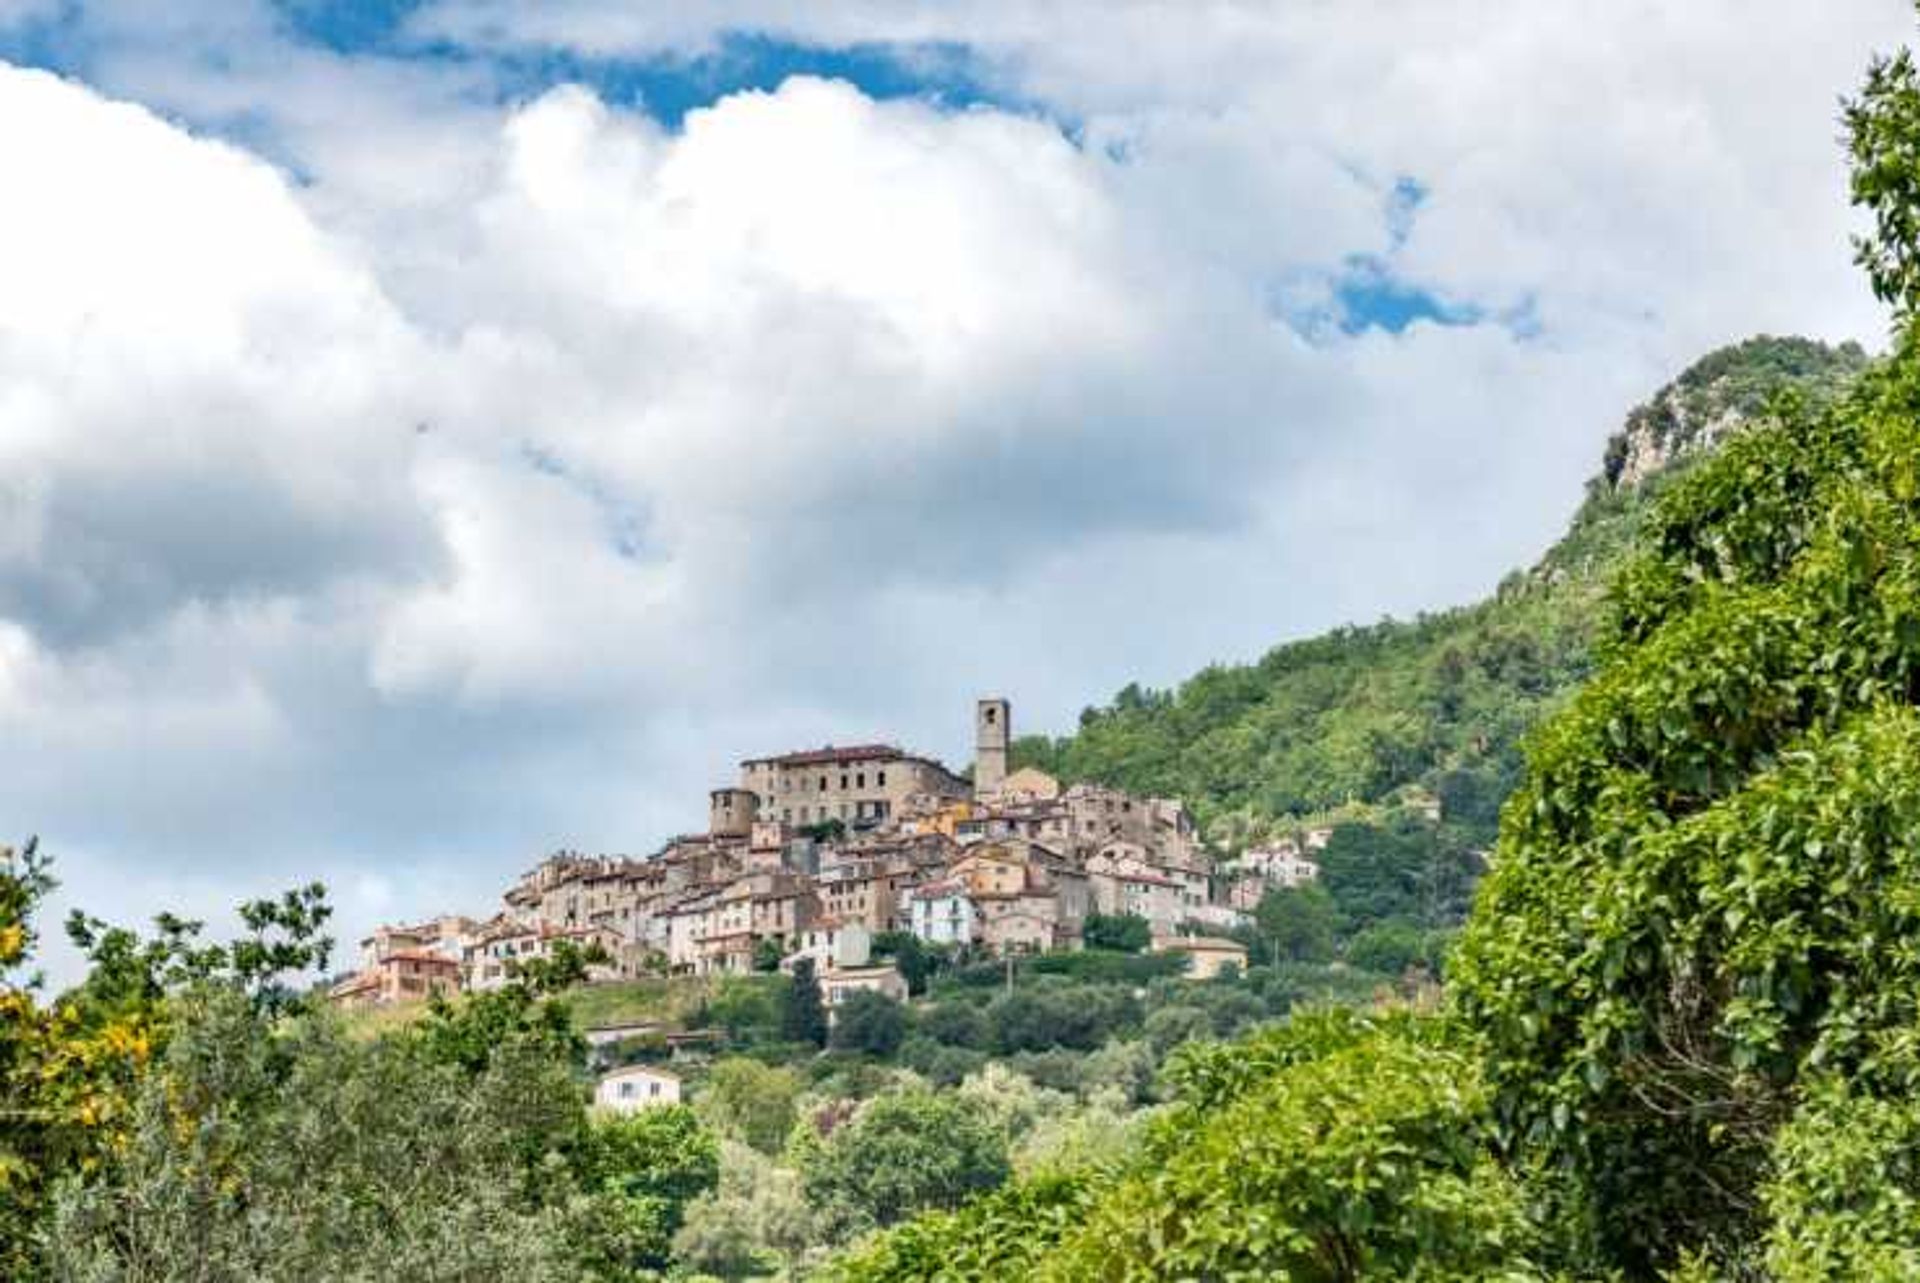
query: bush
695 1057 801 1155
915 1000 988 1049
829 990 907 1058
800 1089 1011 1239
1080 912 1151 953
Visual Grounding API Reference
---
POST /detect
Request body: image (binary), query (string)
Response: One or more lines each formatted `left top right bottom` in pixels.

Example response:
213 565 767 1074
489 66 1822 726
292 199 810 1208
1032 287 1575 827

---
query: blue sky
0 0 1904 980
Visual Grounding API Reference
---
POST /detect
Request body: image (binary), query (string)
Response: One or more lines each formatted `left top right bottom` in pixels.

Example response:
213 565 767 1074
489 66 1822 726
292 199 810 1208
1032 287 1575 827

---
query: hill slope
1014 336 1870 860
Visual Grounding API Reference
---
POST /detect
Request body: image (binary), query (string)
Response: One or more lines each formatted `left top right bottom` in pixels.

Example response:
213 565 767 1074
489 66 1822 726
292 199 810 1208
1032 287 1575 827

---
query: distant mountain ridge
1014 334 1873 855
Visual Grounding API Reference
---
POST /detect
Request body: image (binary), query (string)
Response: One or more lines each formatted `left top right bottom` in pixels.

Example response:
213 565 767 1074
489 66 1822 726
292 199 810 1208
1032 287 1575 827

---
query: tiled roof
743 743 903 768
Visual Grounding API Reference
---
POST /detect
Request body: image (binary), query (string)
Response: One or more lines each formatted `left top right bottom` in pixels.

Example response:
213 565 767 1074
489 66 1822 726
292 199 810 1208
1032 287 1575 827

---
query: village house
329 948 462 1011
595 1064 682 1114
1241 842 1321 888
782 917 872 973
819 962 909 1010
908 879 978 947
740 744 969 829
464 919 622 991
1151 934 1250 980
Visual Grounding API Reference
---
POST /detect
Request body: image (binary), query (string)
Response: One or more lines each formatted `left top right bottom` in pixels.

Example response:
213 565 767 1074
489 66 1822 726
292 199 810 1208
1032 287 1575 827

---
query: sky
0 0 1909 984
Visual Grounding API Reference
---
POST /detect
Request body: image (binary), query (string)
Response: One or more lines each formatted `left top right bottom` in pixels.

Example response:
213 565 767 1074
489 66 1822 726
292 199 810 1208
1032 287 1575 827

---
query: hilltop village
330 698 1327 1012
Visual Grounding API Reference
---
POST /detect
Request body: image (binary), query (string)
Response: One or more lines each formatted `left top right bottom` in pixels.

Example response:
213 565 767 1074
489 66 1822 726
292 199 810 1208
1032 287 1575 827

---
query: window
819 777 828 791
856 772 865 788
840 773 849 789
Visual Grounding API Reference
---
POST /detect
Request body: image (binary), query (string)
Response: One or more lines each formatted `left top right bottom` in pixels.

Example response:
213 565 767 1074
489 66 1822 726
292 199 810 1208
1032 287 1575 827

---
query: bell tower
974 697 1010 799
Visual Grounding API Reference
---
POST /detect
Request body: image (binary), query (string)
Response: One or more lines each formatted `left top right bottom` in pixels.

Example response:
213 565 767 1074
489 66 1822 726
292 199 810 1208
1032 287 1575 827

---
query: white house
595 1064 682 1114
908 879 978 946
1241 844 1321 888
782 917 872 974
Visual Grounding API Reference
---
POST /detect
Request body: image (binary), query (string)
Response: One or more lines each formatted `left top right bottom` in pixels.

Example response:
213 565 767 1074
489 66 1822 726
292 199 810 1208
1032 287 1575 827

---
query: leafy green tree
915 1000 987 1049
696 1057 802 1155
47 987 587 1281
1141 1005 1212 1055
987 984 1140 1054
780 958 828 1049
826 1013 1535 1281
672 1140 813 1279
1252 882 1335 963
1452 291 1920 1268
581 1104 720 1271
1 846 339 1277
509 937 612 995
1343 919 1437 976
1850 32 1920 319
1079 912 1151 953
873 931 943 995
800 1088 1011 1238
752 937 785 973
414 979 584 1078
705 976 783 1045
829 989 907 1057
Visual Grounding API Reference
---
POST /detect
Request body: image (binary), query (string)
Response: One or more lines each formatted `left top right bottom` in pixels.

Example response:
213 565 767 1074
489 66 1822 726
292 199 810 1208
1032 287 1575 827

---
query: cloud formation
0 1 1907 979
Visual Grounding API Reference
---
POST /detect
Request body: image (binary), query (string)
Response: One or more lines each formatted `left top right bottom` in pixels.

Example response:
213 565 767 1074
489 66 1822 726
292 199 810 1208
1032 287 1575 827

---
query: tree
780 959 828 1049
829 989 907 1058
1343 919 1436 976
1451 287 1920 1269
873 931 943 995
582 1104 721 1271
696 1057 802 1155
1849 34 1920 319
752 937 785 973
673 1140 813 1279
48 986 590 1281
825 1013 1534 1282
1 844 342 1277
800 1088 1011 1238
1080 912 1151 953
509 937 611 995
1253 882 1335 964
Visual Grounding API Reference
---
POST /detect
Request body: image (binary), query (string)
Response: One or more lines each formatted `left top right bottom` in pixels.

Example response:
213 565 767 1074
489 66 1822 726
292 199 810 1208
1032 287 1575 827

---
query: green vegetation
1014 337 1863 847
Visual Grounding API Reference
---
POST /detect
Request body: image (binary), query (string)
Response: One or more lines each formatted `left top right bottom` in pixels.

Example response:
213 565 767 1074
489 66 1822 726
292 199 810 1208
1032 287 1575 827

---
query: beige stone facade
741 744 967 829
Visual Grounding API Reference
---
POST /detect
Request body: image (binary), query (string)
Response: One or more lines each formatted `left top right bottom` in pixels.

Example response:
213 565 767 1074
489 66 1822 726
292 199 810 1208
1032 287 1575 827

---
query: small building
783 917 871 973
1242 844 1321 888
820 962 909 1009
328 949 462 1011
595 1064 683 1114
909 880 978 946
1151 935 1250 981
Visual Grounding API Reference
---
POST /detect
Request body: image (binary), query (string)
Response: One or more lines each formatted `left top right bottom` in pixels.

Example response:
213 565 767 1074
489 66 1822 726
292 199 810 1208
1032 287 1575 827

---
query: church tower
975 697 1010 799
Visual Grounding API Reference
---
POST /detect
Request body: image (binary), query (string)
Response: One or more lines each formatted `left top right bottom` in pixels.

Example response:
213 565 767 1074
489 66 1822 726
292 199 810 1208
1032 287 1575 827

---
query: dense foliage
825 1011 1538 1282
1450 331 1920 1273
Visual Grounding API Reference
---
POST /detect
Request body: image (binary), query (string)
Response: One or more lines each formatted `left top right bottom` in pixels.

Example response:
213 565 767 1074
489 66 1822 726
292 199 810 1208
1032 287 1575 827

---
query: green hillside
1014 335 1871 861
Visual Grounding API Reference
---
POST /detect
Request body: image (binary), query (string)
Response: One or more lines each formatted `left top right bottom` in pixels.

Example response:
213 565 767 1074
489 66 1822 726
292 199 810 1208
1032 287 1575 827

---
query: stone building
740 744 968 828
329 949 462 1010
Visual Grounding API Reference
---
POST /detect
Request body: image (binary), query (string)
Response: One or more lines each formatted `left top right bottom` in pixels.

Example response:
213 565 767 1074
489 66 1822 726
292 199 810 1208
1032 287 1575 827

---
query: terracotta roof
380 949 460 966
742 743 903 768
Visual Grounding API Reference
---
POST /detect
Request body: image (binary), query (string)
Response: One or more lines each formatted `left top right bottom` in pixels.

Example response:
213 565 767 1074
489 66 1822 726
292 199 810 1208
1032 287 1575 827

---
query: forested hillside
1015 335 1871 856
